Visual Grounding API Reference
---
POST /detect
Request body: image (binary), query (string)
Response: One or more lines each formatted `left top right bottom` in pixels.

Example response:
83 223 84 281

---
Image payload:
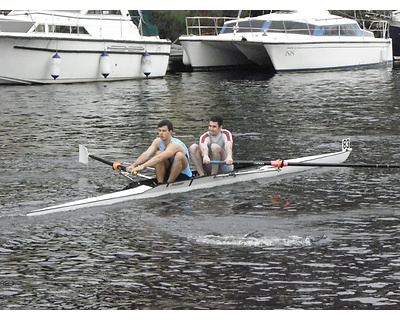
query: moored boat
179 14 256 70
389 10 400 61
27 138 352 216
250 11 393 72
179 10 393 72
0 10 171 84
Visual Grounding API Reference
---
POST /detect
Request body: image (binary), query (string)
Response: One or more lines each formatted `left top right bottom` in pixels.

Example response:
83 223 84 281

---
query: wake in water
192 232 327 248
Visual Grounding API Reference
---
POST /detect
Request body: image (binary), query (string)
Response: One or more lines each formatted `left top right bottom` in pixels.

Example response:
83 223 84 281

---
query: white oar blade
79 145 89 165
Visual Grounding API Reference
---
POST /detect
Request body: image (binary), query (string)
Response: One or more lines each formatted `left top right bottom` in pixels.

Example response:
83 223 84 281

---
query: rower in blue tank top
159 137 193 178
127 120 192 184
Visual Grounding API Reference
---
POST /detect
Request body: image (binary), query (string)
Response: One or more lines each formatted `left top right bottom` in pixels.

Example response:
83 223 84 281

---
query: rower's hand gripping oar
79 145 152 179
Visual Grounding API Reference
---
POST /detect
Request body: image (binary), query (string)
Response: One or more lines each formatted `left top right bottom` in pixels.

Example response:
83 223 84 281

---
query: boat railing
184 16 237 36
366 20 390 39
2 10 142 38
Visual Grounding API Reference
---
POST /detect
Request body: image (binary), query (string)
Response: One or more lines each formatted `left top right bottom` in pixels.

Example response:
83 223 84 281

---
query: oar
79 145 152 179
211 160 400 169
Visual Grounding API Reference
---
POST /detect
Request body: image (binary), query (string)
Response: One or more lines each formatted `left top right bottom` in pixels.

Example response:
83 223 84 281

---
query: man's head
158 119 174 131
158 119 174 141
208 116 223 136
210 116 223 127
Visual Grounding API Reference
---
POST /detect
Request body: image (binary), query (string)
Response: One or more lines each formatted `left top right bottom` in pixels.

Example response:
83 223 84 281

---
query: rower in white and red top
190 115 234 176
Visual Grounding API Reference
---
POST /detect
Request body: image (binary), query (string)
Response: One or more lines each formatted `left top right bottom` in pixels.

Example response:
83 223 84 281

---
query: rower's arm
130 139 159 167
141 143 178 168
199 142 209 158
199 142 210 164
224 140 233 164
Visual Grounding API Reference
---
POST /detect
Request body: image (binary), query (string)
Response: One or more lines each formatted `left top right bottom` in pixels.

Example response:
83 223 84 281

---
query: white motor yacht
389 10 400 60
180 10 393 72
0 10 171 84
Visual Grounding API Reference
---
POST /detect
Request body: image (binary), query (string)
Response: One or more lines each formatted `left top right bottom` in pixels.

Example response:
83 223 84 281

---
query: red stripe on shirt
222 130 232 142
200 132 209 144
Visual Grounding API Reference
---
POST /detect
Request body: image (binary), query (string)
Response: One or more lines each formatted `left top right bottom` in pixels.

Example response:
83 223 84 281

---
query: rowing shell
27 139 352 216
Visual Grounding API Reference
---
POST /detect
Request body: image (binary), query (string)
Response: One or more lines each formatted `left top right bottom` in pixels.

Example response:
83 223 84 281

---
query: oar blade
79 145 89 165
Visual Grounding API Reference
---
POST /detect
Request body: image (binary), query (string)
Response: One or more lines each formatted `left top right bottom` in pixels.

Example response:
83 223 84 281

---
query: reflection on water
0 66 400 309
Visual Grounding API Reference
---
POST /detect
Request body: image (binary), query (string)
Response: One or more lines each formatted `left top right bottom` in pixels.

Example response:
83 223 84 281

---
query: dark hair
158 119 174 131
210 115 223 127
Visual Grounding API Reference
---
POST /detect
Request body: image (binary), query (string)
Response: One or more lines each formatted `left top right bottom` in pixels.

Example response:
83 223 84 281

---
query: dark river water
1 65 400 310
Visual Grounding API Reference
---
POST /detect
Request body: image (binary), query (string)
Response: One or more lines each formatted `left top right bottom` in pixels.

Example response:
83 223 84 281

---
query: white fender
141 51 151 77
51 53 61 80
182 50 191 66
100 52 111 78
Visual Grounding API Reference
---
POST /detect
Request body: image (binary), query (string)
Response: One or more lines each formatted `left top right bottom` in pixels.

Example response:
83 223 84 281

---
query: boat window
313 26 324 36
54 25 70 33
220 20 272 34
318 25 340 36
285 21 314 35
237 20 270 33
86 10 122 15
267 21 284 32
314 24 362 36
33 24 46 32
220 21 238 34
267 21 314 35
49 25 89 34
339 23 361 36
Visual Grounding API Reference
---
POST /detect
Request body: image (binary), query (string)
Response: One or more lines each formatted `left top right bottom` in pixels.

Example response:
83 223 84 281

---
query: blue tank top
159 138 192 177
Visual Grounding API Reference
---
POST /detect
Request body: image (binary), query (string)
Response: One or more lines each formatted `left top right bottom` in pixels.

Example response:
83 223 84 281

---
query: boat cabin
220 17 374 38
0 10 156 39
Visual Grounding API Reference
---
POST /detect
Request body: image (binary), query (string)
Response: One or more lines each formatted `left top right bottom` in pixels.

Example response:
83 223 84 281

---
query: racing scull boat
27 138 352 216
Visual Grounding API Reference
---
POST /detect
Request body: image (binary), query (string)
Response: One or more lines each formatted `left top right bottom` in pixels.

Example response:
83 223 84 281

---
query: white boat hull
233 37 273 68
263 38 393 71
179 36 253 70
0 35 170 84
27 144 352 216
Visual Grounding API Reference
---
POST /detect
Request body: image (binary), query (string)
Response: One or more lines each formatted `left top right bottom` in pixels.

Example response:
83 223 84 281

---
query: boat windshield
220 19 372 37
267 21 314 34
220 20 316 35
313 23 370 36
220 19 269 34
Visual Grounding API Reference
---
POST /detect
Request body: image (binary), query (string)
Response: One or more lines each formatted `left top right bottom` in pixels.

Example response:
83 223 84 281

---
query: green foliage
153 11 189 42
